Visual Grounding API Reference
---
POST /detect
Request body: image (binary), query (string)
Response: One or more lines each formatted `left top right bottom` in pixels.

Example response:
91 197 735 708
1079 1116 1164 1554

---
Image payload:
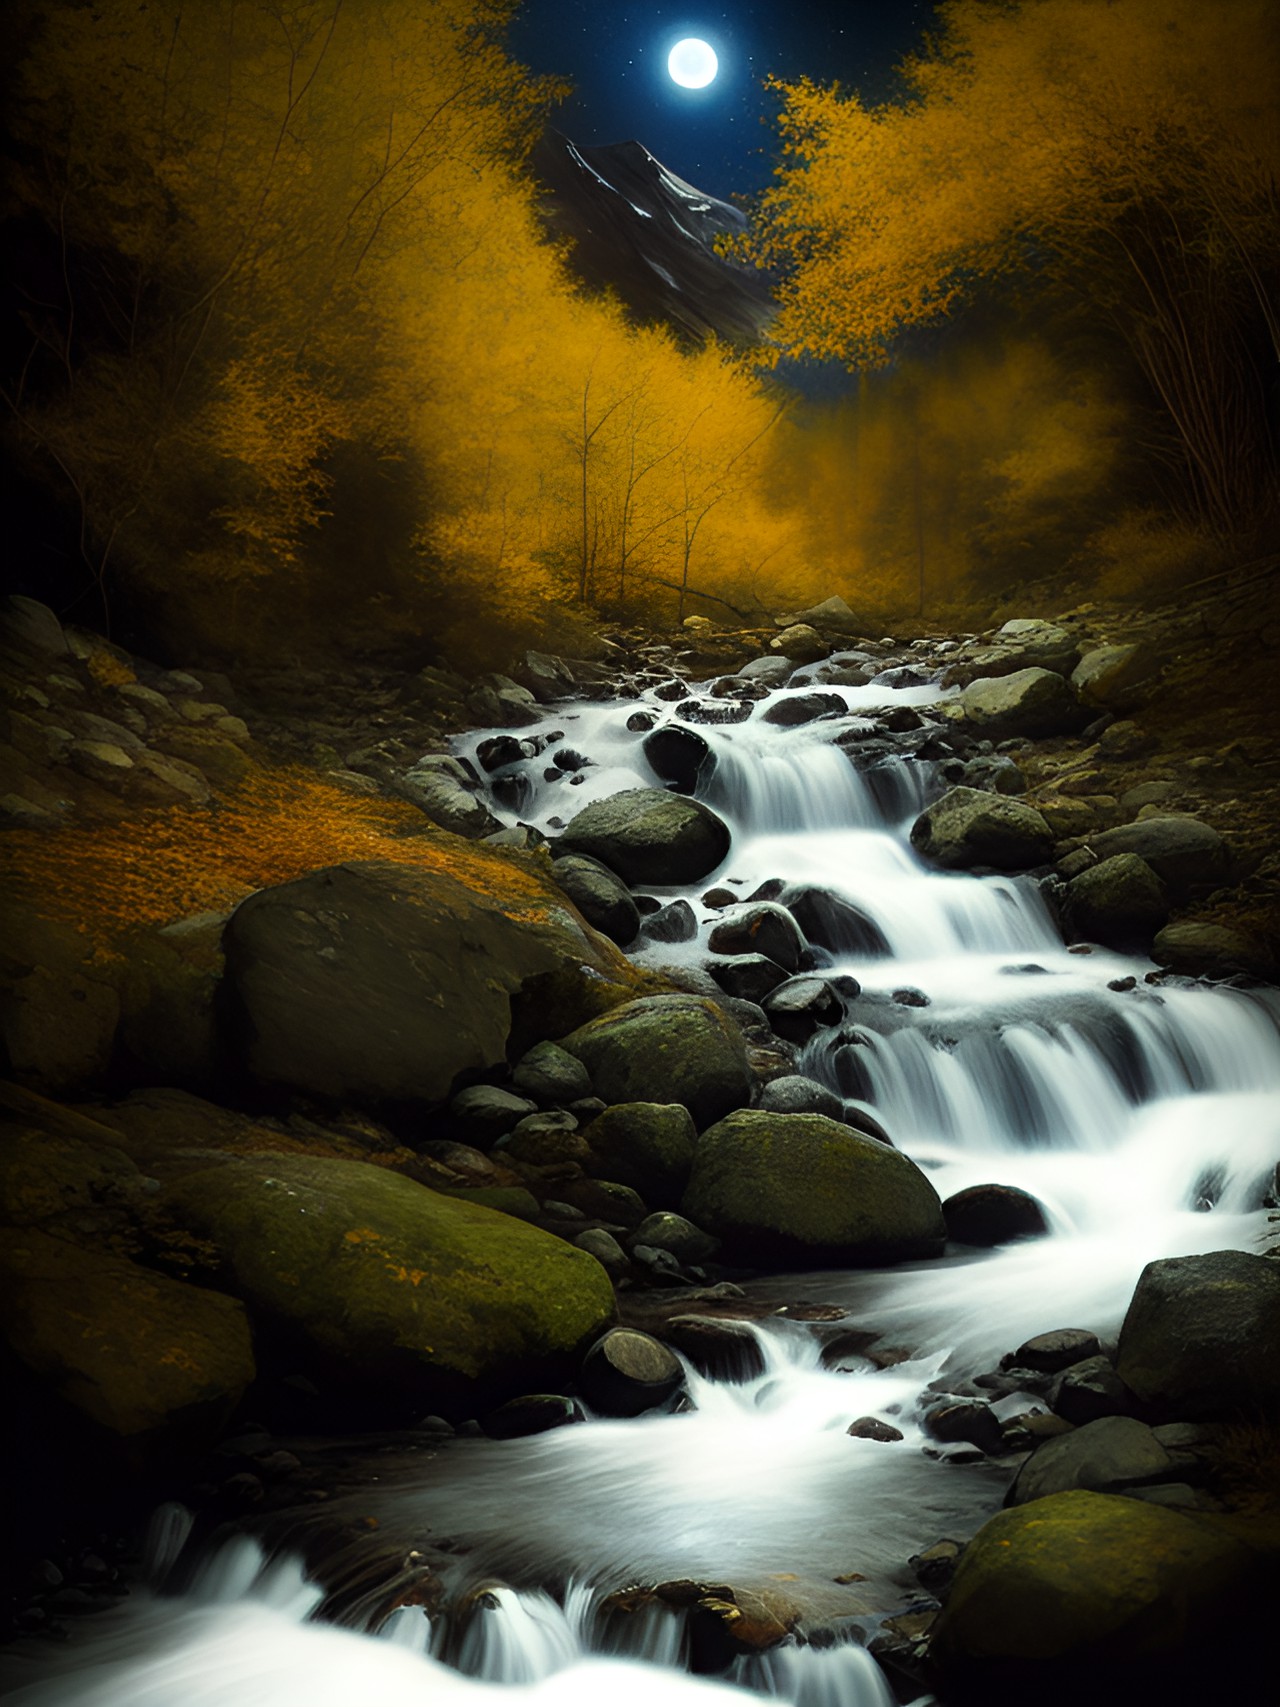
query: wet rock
701 885 738 908
549 852 640 948
909 1538 963 1591
943 1183 1050 1247
924 1400 1005 1455
1115 1249 1280 1420
164 1154 616 1421
626 710 657 732
561 995 752 1130
1013 1329 1102 1374
511 1040 593 1105
960 667 1085 739
661 1315 765 1380
629 1211 719 1267
450 1085 539 1141
582 1102 697 1208
482 1394 579 1439
761 975 844 1044
573 1228 629 1278
785 886 890 956
736 656 793 686
558 788 731 885
1064 852 1169 948
910 786 1053 871
643 725 713 794
638 900 698 945
578 1328 684 1416
1006 1415 1175 1504
848 1416 905 1443
709 954 790 1004
475 736 526 773
1050 1355 1134 1426
682 1109 946 1269
932 1490 1257 1689
755 1074 844 1121
708 903 807 972
892 987 930 1007
1085 815 1229 899
398 757 501 837
761 691 845 726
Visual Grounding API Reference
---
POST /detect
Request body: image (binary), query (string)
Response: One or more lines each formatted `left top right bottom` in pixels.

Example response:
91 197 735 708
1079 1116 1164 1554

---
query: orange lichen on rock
3 764 555 942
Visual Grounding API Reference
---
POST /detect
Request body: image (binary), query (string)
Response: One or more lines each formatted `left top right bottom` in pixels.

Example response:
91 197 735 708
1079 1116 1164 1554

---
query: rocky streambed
2 590 1279 1705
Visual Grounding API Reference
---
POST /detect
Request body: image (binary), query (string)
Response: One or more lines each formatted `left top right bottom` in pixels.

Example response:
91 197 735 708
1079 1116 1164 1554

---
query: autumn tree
747 0 1280 539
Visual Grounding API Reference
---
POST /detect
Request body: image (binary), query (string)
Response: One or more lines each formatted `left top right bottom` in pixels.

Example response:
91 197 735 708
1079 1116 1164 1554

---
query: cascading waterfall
7 669 1276 1706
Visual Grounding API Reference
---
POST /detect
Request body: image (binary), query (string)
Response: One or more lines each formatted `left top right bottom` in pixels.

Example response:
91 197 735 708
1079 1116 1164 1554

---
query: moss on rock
163 1154 616 1419
681 1109 945 1268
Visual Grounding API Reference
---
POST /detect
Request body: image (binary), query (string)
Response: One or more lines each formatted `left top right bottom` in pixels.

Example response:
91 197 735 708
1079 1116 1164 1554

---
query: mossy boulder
910 786 1053 871
582 1102 697 1208
560 995 752 1130
0 1228 253 1451
681 1109 945 1268
557 788 731 884
931 1490 1259 1700
220 856 639 1107
162 1154 616 1419
1086 815 1229 899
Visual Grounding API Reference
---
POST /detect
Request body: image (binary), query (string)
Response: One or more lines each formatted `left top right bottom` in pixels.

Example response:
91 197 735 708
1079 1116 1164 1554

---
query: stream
6 665 1279 1705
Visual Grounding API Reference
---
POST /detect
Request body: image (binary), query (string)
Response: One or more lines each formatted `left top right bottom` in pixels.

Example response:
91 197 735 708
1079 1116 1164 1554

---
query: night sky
505 1 937 198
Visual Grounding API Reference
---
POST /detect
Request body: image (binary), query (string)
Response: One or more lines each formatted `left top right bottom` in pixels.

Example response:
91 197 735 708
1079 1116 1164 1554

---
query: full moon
667 38 718 89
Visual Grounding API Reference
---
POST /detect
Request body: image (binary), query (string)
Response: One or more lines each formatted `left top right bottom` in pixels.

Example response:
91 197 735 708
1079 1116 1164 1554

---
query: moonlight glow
667 38 718 89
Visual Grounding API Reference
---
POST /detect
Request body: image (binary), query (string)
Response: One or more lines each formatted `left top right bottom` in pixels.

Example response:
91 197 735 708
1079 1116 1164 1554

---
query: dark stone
761 692 846 726
709 954 789 1004
677 699 753 726
482 1394 579 1439
892 987 930 1008
653 680 688 701
1115 1250 1280 1419
476 735 526 772
755 1074 844 1121
762 975 844 1043
661 1316 766 1380
707 903 806 972
1050 1356 1134 1425
549 853 641 947
578 1328 684 1417
924 1400 1005 1455
626 711 656 732
786 887 892 956
848 1415 905 1442
1013 1329 1102 1374
702 886 737 908
558 788 731 885
582 1102 697 1208
643 726 713 795
552 747 590 773
560 995 753 1130
639 900 698 945
943 1183 1050 1247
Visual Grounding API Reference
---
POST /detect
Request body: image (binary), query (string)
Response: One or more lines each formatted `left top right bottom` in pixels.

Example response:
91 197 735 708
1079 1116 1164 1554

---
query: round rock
578 1328 684 1417
557 788 731 885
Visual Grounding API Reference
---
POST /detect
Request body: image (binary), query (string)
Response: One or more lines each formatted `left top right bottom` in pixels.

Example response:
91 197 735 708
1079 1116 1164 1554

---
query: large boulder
1064 853 1169 948
707 902 806 972
0 1228 253 1451
560 996 752 1130
220 856 638 1107
397 756 500 838
910 786 1053 871
1115 1250 1280 1420
557 788 731 885
681 1109 945 1268
582 1102 697 1208
163 1155 615 1419
1085 815 1229 899
960 668 1085 738
1152 920 1267 977
932 1490 1260 1695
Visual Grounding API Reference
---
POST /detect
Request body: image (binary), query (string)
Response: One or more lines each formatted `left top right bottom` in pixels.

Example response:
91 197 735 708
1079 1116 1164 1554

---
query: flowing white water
10 671 1276 1703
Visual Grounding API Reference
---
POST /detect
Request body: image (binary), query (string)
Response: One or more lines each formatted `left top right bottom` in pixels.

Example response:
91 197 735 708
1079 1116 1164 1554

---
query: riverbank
2 579 1278 1701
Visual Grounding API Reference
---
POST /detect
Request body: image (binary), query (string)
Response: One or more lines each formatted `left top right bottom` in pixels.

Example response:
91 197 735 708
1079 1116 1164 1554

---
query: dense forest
3 0 1276 664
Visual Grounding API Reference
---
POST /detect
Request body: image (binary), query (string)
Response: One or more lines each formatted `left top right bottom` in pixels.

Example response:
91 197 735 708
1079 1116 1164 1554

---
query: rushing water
7 668 1278 1705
